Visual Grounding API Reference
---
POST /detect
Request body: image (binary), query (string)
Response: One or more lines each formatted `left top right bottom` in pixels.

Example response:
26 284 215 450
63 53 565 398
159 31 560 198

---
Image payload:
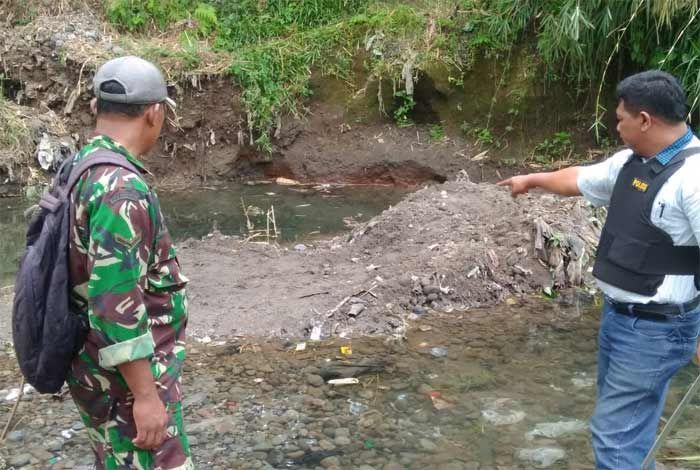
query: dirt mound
177 178 600 340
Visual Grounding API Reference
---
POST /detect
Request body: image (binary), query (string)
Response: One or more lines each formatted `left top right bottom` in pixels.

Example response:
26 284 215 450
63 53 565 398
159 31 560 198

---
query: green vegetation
393 90 416 128
531 131 573 164
103 0 700 151
472 0 700 139
430 123 445 141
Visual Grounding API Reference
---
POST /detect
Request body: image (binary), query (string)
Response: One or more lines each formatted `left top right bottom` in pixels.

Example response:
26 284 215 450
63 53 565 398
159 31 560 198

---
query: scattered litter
419 325 433 332
195 336 212 344
61 429 73 439
275 177 300 186
4 384 34 401
265 192 276 196
294 244 307 252
254 378 264 384
328 378 359 386
295 342 307 351
348 399 368 415
440 190 448 198
340 345 352 356
430 347 448 358
310 325 322 341
296 204 311 208
365 264 380 271
481 398 526 426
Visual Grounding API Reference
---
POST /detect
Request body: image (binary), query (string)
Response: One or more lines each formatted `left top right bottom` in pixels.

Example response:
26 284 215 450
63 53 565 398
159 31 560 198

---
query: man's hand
132 392 169 450
497 167 582 198
117 358 168 450
497 174 535 197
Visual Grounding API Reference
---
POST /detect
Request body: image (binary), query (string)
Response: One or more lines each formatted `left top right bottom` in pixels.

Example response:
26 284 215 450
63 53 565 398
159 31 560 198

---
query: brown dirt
0 13 526 197
174 178 599 340
0 177 598 343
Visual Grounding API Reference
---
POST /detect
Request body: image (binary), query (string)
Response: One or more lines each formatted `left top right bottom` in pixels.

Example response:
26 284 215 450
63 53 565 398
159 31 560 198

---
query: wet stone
307 374 325 387
335 435 352 446
46 439 64 452
7 429 25 442
10 454 32 467
321 456 340 468
71 421 86 431
419 438 437 452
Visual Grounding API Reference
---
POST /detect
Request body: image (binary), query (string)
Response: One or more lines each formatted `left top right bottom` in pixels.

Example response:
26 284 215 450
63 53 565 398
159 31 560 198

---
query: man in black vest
499 70 700 469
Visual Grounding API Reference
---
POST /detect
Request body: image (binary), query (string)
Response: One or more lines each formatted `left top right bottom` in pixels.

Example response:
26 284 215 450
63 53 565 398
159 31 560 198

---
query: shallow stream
0 183 408 285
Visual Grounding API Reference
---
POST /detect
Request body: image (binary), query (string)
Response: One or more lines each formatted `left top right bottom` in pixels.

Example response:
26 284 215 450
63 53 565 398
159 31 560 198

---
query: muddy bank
176 178 599 339
0 13 488 196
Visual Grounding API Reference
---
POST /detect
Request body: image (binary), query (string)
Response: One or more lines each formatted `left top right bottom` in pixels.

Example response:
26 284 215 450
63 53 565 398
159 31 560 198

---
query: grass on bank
95 0 700 153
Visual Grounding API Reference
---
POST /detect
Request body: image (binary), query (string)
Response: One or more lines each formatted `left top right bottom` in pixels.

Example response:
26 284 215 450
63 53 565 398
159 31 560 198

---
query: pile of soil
178 177 600 339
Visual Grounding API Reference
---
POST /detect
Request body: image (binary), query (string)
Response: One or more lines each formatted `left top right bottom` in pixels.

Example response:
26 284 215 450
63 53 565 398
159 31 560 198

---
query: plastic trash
430 347 448 358
4 384 34 401
310 325 322 341
348 399 368 415
328 378 359 385
481 398 526 426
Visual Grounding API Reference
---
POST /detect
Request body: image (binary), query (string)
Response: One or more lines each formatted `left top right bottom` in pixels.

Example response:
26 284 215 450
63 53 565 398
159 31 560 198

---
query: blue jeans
591 300 700 469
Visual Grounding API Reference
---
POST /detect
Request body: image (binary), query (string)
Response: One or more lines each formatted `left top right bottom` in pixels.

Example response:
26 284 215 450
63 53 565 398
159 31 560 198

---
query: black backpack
12 149 139 393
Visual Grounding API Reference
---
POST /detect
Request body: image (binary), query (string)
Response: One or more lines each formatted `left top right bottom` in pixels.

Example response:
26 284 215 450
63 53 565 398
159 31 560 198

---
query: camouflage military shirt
68 135 188 403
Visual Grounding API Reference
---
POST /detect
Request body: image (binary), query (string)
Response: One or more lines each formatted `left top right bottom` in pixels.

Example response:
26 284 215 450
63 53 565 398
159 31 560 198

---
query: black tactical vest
592 147 700 296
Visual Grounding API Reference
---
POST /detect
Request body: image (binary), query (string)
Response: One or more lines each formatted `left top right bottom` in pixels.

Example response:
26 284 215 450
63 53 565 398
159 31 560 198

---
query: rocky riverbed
2 297 699 469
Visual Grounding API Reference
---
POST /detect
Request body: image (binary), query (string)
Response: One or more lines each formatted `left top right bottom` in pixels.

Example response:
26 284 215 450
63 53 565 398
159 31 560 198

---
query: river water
2 297 700 468
2 185 700 469
0 183 409 286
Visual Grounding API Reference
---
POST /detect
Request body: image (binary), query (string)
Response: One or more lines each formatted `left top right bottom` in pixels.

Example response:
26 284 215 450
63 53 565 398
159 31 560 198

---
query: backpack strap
65 149 142 193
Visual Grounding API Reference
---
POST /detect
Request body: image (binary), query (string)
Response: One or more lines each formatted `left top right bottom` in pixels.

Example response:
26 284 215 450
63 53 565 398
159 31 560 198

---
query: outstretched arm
497 167 582 197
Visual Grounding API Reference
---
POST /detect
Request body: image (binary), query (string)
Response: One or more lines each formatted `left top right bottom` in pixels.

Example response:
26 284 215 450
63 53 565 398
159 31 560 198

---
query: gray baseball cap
94 56 176 108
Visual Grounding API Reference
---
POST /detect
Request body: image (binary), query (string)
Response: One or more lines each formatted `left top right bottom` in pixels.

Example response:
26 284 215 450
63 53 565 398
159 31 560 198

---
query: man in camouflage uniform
66 56 193 469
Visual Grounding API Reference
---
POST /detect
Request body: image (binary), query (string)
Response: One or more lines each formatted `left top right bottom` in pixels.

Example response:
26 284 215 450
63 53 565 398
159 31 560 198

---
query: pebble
71 421 86 431
46 439 64 452
306 374 325 387
10 454 32 467
419 438 437 452
7 429 25 442
321 456 340 468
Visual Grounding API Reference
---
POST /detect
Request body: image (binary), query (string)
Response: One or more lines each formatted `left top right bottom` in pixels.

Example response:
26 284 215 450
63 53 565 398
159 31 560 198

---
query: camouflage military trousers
68 373 193 469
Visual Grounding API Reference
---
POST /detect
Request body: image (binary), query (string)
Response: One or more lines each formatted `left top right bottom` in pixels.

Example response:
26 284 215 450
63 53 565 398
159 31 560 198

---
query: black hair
95 80 147 117
616 70 687 123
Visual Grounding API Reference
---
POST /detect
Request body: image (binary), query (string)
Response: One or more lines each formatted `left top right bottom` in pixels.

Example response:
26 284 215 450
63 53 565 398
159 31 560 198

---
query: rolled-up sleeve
577 149 632 207
85 169 156 368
